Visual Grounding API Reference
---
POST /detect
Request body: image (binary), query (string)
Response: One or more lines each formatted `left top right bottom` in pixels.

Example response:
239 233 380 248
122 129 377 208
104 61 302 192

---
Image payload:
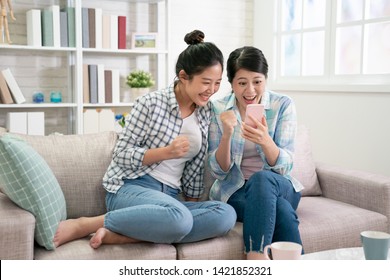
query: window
256 0 390 92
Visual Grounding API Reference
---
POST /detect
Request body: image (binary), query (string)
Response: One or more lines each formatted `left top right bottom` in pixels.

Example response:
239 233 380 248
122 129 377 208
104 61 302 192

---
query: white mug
264 241 302 260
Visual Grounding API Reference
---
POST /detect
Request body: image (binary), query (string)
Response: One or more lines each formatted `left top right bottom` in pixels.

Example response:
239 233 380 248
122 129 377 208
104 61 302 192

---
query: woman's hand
241 115 280 166
220 110 237 138
167 135 190 159
142 135 189 165
241 115 270 145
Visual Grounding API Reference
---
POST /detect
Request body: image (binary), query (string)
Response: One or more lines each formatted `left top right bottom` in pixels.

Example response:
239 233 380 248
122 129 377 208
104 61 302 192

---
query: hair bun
184 30 205 45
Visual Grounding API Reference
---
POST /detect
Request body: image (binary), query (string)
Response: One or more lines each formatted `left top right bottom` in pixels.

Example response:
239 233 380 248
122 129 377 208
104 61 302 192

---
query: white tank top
149 111 202 189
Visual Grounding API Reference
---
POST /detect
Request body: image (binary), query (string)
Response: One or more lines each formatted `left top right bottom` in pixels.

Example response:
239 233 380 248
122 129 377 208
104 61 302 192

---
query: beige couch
0 126 389 260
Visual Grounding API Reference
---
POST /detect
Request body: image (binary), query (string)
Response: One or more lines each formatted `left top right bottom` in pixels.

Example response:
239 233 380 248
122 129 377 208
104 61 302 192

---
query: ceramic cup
361 231 390 260
264 241 302 260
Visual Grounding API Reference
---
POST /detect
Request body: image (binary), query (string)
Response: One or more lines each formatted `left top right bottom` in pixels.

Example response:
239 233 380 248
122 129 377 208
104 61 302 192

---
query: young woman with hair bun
53 30 236 249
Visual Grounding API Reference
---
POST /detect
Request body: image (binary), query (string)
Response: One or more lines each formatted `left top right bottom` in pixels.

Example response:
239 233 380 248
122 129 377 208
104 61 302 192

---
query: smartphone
245 104 264 128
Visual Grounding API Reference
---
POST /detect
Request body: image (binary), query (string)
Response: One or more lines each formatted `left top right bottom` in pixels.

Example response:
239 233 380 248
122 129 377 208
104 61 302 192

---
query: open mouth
243 96 257 102
200 93 211 102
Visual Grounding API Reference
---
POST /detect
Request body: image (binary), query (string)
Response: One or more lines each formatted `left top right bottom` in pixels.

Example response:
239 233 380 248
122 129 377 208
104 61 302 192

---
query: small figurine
0 0 16 44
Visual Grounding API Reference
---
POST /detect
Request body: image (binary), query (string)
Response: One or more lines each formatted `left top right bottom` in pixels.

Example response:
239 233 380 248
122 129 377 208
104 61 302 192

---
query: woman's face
232 69 266 111
183 64 223 107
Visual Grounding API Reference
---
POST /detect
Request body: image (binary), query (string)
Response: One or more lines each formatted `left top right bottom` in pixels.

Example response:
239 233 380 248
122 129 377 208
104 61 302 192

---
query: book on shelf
88 8 96 48
110 15 118 50
95 8 103 49
102 14 111 49
26 9 42 47
60 11 68 47
1 68 26 104
118 16 126 49
104 70 112 103
88 64 98 104
111 69 120 103
49 5 61 48
0 71 14 104
41 8 54 47
83 64 90 103
82 7 89 48
62 7 75 47
97 64 105 104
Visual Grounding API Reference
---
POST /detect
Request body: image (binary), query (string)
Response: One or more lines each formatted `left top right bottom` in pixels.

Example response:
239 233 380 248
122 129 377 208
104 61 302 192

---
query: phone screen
245 104 264 127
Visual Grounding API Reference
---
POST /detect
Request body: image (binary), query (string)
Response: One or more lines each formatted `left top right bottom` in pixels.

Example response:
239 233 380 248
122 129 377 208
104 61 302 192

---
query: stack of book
0 68 26 104
83 64 120 104
26 5 76 48
82 7 126 49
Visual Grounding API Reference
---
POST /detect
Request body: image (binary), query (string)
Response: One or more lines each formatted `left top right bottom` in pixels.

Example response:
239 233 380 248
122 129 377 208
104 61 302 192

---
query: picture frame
131 33 158 49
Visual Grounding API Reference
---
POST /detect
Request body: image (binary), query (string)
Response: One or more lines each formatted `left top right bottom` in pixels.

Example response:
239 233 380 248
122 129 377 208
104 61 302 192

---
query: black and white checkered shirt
102 84 211 198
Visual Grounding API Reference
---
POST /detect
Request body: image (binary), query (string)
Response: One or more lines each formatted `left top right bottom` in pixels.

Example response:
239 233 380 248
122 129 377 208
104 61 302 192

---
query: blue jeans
227 170 302 254
104 174 236 243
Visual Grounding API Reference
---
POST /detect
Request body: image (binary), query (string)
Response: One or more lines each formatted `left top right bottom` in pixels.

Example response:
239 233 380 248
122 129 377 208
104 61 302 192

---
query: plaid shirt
208 90 304 203
103 84 211 198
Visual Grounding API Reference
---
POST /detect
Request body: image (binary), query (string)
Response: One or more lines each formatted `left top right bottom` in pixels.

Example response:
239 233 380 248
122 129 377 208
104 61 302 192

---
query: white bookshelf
0 0 169 135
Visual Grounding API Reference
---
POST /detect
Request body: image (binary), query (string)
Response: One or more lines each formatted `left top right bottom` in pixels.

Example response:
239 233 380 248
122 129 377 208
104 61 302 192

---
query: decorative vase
130 88 150 101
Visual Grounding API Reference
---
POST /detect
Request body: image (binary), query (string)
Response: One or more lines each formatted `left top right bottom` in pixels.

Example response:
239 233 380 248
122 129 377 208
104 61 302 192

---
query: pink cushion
291 125 322 196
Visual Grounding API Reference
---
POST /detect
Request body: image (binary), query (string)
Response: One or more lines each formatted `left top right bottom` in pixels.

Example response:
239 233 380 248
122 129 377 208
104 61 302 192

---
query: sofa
0 126 389 260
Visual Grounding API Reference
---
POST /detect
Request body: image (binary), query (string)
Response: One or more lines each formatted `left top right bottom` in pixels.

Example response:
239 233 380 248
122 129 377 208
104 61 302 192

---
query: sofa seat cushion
10 131 118 219
0 134 67 250
175 223 245 260
34 238 177 260
298 197 388 254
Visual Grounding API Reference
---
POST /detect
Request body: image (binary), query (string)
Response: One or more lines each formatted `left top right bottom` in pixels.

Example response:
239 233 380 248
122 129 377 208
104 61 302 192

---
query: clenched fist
168 135 190 159
220 110 238 137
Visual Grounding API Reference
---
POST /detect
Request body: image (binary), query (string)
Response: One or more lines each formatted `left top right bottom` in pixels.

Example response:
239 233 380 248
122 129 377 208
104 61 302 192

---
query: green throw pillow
0 134 66 250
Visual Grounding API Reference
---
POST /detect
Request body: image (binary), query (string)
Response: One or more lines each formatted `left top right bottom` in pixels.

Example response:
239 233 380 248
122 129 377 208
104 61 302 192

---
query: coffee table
301 247 390 260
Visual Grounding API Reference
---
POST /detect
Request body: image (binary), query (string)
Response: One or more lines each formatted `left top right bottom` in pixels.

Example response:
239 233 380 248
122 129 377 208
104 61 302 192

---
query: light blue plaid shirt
103 84 211 198
208 90 304 203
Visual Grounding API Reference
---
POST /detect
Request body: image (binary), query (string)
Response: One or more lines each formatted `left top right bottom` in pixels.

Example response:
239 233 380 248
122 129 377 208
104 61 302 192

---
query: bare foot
53 216 104 247
90 228 139 249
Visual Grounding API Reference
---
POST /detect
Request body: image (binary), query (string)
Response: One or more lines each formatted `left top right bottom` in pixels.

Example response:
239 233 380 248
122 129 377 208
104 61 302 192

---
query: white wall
283 90 390 177
168 0 253 98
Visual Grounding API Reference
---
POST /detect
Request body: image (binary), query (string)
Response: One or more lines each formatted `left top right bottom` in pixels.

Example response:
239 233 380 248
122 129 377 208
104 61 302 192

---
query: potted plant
125 70 155 101
126 70 155 88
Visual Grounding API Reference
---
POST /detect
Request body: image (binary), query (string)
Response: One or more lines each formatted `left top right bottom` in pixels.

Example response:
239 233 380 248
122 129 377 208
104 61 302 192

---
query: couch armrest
0 193 35 259
316 162 390 232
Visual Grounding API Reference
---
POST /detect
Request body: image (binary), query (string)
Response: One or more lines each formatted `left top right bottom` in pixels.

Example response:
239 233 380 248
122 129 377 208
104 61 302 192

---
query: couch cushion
291 125 322 196
9 131 118 219
298 196 388 254
34 238 177 260
176 223 245 259
0 134 67 250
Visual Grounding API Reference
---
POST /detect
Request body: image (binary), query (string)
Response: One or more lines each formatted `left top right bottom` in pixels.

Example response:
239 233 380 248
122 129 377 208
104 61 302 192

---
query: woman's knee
164 207 194 241
246 171 276 196
275 198 299 226
201 201 237 235
219 203 237 233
